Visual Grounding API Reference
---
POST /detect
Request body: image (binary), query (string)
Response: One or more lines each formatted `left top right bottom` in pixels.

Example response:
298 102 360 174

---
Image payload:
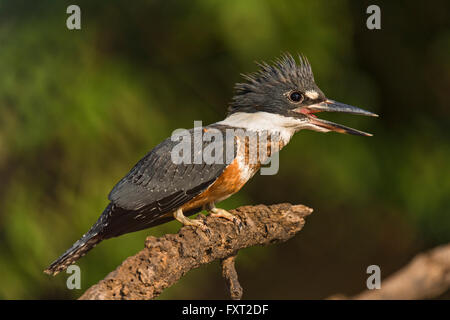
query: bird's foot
209 208 243 231
174 209 209 232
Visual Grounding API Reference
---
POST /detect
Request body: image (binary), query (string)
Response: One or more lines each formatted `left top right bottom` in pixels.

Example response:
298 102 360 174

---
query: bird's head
228 53 378 136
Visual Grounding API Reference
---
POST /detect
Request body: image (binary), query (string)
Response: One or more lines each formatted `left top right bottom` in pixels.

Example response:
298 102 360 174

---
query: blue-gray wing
108 127 230 215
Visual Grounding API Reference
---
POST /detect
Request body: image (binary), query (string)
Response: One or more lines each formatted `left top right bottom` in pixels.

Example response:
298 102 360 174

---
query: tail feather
44 204 115 276
44 202 201 275
44 232 103 276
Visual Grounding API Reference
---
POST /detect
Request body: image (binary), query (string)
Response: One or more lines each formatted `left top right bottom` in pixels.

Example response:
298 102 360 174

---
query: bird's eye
289 91 303 103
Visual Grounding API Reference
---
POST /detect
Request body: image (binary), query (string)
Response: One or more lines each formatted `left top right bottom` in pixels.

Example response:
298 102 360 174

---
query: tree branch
330 243 450 300
79 203 313 300
221 253 242 300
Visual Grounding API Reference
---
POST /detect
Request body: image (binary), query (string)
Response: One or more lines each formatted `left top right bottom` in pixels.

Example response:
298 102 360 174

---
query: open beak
296 99 378 136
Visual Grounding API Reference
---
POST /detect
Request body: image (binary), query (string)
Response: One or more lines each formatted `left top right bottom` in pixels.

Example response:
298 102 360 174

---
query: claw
209 207 243 232
210 208 235 220
236 220 244 232
189 218 209 231
174 208 209 232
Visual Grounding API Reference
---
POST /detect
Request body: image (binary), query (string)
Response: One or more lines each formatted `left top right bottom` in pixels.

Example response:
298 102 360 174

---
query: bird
44 53 377 275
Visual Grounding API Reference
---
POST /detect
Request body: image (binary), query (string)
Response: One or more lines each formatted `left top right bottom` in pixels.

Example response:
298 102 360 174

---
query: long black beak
301 99 378 136
309 100 379 117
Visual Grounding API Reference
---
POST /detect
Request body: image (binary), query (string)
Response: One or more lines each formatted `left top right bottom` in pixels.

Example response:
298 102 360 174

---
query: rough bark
221 254 242 300
79 203 313 300
330 243 450 300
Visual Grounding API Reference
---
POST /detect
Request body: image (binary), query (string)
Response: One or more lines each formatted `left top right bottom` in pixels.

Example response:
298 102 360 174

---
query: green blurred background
0 0 449 299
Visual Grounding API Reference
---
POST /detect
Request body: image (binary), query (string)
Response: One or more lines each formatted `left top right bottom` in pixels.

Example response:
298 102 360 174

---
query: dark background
0 0 449 299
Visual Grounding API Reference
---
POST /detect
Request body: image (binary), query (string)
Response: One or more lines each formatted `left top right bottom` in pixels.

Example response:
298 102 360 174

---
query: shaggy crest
229 53 316 114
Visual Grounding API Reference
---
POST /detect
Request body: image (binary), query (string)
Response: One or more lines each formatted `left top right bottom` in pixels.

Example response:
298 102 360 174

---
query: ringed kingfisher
45 53 377 275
